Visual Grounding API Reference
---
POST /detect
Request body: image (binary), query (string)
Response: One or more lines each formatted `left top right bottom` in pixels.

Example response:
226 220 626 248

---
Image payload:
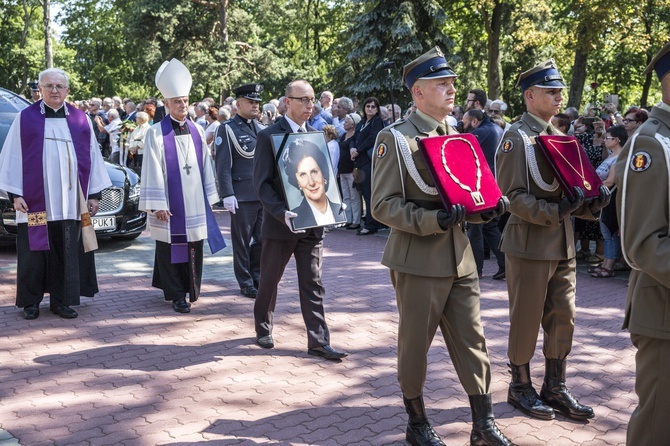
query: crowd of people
4 39 670 446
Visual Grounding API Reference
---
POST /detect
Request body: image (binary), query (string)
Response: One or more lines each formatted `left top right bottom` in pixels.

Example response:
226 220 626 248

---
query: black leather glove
480 196 510 221
437 204 466 230
589 185 611 214
558 186 585 219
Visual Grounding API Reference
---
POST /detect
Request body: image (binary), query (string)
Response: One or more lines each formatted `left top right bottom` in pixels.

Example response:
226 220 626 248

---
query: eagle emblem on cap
255 84 261 92
435 47 444 57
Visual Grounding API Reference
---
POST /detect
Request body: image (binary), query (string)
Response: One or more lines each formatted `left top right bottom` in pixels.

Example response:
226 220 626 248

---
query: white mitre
155 59 192 99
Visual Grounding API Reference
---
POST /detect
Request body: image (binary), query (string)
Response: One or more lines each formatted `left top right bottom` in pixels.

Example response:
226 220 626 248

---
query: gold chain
440 136 485 205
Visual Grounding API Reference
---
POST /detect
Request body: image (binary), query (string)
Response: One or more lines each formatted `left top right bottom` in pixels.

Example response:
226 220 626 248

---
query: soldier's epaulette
386 118 407 129
636 116 662 139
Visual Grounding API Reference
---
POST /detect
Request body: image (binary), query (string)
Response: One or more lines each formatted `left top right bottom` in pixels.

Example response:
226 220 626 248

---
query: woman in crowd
589 125 628 278
322 125 340 177
622 106 649 138
352 97 385 235
204 106 220 155
338 113 362 230
127 111 150 176
551 113 571 135
283 139 344 230
573 113 606 263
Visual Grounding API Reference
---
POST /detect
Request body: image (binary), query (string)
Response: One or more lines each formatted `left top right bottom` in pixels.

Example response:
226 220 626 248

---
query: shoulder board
636 118 662 138
387 118 407 129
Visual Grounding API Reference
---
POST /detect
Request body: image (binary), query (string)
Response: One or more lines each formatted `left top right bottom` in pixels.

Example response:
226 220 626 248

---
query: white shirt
139 121 218 243
0 112 111 223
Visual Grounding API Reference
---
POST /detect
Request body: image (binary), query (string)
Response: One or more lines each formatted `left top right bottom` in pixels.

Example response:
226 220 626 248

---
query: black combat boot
469 393 517 446
539 358 594 420
403 395 446 446
507 363 555 420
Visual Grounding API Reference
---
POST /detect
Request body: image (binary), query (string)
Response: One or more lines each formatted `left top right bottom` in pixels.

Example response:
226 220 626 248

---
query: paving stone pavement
0 211 636 445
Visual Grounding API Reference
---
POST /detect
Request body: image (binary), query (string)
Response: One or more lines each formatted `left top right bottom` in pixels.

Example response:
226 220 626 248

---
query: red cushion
535 135 603 200
418 134 502 215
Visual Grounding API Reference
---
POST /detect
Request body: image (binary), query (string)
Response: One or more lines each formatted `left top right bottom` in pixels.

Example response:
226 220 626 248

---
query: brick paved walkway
0 211 635 445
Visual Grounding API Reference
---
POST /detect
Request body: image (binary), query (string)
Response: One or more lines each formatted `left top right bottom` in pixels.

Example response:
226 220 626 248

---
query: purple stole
20 101 92 251
160 118 225 263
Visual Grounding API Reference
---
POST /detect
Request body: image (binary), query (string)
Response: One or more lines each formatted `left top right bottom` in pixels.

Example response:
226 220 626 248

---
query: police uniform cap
516 59 567 92
233 83 263 102
29 82 39 91
644 41 670 82
402 46 457 90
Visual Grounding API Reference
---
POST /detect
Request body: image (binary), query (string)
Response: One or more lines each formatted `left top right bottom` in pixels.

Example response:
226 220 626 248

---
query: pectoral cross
183 163 192 175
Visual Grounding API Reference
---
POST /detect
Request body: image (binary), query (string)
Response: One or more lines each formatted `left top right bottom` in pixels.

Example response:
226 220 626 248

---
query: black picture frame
271 131 347 230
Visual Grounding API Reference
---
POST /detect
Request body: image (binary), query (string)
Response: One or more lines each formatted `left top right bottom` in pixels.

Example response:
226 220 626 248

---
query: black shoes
540 358 594 420
492 268 506 280
22 304 40 320
172 298 191 313
307 344 348 359
403 395 445 446
256 335 275 349
240 286 258 298
507 363 555 420
469 393 516 446
346 224 361 230
49 305 78 319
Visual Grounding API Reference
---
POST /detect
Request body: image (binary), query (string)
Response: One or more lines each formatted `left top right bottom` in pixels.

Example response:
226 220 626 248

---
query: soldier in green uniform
615 42 670 446
494 60 610 421
371 47 513 446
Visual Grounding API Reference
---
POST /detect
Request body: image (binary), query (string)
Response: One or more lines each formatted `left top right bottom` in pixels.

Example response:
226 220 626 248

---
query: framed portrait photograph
271 131 347 231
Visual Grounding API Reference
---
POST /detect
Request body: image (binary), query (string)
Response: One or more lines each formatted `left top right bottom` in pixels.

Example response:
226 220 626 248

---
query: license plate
92 216 116 231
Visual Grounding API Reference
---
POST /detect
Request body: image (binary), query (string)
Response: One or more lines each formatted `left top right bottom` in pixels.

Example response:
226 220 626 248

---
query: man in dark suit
215 83 265 298
252 79 347 360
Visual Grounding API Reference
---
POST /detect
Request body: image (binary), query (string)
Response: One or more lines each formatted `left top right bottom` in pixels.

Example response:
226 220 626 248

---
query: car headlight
129 182 141 201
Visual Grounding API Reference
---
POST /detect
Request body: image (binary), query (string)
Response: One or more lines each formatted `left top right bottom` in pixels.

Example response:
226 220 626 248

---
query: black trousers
152 240 203 302
253 232 330 348
16 220 98 308
229 201 262 289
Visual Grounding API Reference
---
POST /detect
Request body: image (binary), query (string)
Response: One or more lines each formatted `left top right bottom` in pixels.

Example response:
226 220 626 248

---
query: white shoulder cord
620 132 670 271
389 128 438 196
519 129 560 192
226 123 254 159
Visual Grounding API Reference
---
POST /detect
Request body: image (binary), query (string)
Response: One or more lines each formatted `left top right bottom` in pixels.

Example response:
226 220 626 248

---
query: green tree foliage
0 0 668 116
336 0 454 107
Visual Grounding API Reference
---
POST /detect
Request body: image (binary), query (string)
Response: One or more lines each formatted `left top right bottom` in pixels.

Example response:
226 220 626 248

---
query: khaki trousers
391 269 490 399
627 334 670 445
506 255 576 365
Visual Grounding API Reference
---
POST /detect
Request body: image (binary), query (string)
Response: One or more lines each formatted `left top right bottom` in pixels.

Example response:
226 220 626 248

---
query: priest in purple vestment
0 68 112 320
139 59 224 314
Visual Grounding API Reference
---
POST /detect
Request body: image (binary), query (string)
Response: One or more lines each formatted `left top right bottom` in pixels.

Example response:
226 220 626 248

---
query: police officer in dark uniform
215 83 265 298
616 42 670 445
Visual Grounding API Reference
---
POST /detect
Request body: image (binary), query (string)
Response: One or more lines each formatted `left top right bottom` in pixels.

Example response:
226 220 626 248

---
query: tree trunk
567 28 590 110
484 0 504 99
20 0 35 91
639 1 653 107
219 0 228 43
43 0 53 68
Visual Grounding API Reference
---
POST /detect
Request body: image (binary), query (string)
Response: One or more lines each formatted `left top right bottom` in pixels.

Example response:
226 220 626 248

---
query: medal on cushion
440 137 484 206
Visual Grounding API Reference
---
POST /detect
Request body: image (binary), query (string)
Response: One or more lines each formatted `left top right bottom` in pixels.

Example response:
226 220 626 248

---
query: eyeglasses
41 84 68 91
604 136 618 140
466 99 474 103
288 96 316 105
365 104 377 109
488 109 501 115
622 118 638 124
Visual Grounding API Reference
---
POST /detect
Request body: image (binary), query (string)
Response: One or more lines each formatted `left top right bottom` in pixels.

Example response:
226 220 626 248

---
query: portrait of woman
282 137 346 230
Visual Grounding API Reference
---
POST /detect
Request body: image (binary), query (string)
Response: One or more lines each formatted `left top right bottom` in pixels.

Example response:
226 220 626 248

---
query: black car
0 87 146 243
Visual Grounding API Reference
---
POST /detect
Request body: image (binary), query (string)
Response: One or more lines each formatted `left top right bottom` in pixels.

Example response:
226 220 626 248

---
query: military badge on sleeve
501 139 514 153
630 151 651 172
376 142 388 158
215 136 223 147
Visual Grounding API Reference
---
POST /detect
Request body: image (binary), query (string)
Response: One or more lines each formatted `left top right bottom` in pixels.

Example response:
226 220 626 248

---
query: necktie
436 123 447 135
297 127 306 133
546 125 554 135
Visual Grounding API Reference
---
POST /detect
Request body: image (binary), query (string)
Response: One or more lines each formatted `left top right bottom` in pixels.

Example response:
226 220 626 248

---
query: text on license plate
92 216 116 231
